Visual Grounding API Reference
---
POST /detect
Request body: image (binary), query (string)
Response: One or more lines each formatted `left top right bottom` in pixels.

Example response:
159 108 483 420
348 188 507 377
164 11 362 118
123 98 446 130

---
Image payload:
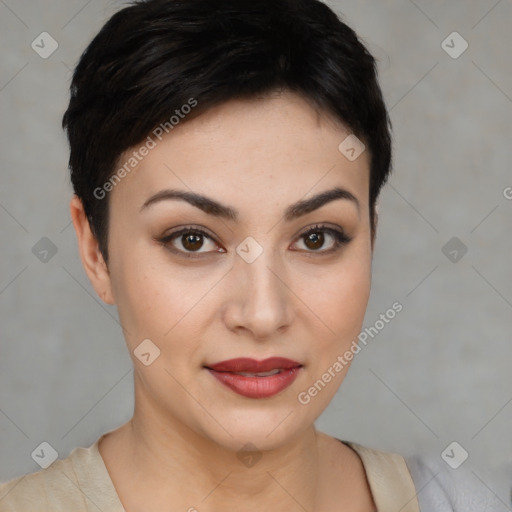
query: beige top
0 435 420 511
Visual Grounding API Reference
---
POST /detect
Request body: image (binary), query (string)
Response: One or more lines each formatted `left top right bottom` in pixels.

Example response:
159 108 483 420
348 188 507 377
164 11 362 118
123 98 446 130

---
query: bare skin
98 422 374 511
71 90 377 511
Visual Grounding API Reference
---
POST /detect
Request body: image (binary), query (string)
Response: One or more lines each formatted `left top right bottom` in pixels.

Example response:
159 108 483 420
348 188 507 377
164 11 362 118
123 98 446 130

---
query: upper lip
206 357 302 373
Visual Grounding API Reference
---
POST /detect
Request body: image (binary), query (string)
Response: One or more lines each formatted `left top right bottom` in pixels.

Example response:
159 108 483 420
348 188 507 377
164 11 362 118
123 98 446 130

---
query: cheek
296 255 371 409
326 276 370 355
298 263 371 407
108 242 170 346
306 253 371 342
111 253 213 359
116 270 174 342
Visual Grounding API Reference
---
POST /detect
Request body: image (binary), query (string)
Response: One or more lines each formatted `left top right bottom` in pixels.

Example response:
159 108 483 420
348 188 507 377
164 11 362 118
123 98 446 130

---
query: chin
194 406 313 453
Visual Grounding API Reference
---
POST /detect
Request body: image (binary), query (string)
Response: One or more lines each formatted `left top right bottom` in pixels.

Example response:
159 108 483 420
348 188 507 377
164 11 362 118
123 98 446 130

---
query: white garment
406 453 511 512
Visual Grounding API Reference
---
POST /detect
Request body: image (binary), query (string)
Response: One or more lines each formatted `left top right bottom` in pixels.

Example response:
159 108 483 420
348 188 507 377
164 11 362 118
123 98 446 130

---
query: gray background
1 0 511 503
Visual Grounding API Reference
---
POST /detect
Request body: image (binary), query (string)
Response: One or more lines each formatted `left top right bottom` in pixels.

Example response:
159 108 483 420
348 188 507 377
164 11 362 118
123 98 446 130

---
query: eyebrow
140 186 360 222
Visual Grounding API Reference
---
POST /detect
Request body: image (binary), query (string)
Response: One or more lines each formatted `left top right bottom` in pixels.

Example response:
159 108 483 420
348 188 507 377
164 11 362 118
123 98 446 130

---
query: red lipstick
205 357 302 398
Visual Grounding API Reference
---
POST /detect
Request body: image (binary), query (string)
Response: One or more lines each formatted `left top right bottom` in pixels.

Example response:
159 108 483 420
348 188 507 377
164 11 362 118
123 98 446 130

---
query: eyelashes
157 223 353 259
298 224 352 252
159 226 222 257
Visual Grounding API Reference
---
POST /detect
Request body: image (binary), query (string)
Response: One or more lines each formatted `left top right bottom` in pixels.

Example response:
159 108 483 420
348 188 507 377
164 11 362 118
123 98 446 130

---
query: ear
70 195 115 305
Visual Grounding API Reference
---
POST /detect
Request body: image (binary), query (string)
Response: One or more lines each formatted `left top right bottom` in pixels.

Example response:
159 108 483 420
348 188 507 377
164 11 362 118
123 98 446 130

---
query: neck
126 411 321 511
99 375 376 511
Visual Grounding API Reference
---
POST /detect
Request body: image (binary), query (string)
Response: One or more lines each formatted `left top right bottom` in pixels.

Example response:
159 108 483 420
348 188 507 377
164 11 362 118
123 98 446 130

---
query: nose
222 248 294 340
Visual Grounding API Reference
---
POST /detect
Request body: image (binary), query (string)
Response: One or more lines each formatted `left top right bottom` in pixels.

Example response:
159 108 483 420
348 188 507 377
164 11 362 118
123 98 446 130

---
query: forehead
109 91 371 216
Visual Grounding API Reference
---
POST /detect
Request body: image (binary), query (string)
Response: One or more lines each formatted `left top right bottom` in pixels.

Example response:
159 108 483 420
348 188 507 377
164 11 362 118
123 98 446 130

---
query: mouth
204 357 303 398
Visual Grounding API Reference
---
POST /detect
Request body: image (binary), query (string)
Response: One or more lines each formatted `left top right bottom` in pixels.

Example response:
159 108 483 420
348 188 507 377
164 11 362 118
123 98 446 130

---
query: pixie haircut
62 0 392 264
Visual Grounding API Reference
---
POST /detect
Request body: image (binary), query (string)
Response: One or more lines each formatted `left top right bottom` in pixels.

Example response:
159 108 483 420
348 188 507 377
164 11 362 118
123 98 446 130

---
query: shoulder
344 441 421 512
347 442 510 512
0 449 85 511
405 453 511 512
0 439 119 512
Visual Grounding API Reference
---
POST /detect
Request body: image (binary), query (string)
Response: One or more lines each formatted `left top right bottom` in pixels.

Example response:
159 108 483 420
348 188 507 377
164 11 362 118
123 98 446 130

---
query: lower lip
206 367 302 398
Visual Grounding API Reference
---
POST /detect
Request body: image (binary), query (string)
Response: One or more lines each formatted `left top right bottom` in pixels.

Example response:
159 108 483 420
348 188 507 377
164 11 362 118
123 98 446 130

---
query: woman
0 0 499 510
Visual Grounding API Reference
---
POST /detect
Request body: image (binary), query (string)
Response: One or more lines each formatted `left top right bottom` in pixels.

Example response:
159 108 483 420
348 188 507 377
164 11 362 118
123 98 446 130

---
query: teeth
236 369 282 377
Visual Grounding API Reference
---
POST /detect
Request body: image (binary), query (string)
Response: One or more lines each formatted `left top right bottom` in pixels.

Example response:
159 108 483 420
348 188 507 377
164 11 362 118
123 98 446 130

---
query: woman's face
102 91 373 451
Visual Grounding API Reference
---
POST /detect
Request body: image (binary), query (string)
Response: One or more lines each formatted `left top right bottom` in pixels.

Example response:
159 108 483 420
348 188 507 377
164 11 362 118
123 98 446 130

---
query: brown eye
294 224 352 254
181 232 204 251
159 227 223 257
303 231 325 251
158 223 352 259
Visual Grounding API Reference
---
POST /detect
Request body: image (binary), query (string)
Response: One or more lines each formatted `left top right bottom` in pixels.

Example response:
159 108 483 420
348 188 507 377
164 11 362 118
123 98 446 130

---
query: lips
205 357 303 398
206 357 302 373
